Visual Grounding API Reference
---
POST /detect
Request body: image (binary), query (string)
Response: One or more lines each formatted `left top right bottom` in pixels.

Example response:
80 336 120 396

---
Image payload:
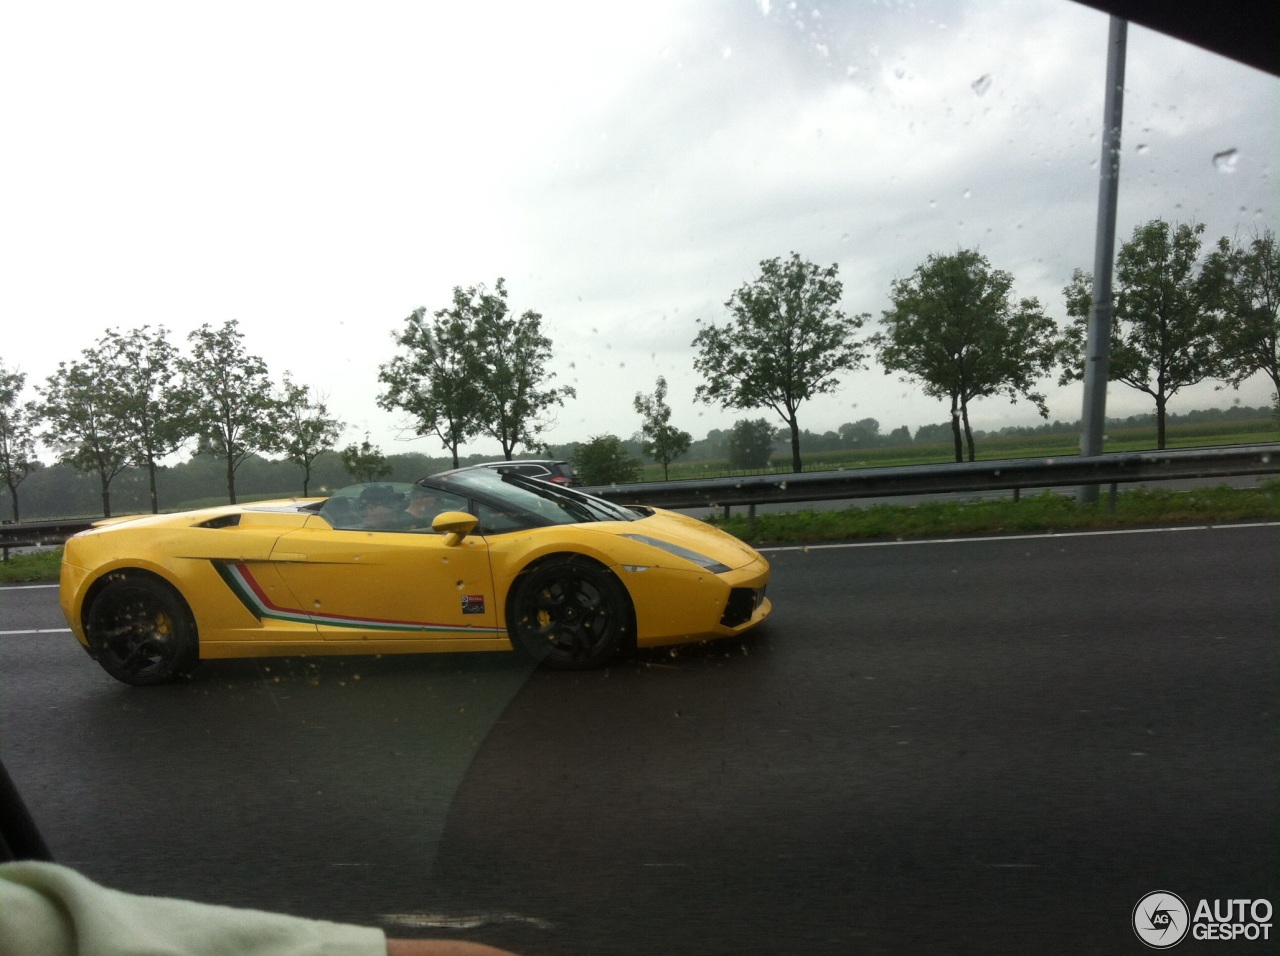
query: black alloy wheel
510 558 629 669
84 574 199 686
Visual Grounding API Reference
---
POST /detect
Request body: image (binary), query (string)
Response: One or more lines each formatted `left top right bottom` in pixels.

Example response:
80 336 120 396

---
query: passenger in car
404 485 447 529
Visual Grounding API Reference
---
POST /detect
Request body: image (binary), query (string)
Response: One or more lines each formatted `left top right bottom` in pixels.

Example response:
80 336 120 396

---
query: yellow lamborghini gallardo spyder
59 467 772 685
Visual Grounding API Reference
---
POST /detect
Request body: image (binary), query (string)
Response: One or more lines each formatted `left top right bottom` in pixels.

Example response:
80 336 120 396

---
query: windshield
437 468 640 524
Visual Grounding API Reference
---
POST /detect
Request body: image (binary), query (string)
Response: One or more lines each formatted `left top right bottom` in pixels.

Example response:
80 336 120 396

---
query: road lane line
0 628 72 635
757 521 1280 553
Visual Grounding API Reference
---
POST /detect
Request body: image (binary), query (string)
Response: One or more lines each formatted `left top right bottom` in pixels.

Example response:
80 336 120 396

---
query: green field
646 417 1279 481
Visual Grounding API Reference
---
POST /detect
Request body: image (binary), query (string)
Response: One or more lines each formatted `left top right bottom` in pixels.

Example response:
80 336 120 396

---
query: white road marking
0 628 71 635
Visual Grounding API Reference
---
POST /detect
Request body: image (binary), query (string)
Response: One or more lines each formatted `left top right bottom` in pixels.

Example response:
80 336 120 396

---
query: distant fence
2 444 1277 558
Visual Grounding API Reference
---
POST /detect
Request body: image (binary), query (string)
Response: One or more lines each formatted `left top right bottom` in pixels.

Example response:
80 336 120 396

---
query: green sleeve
0 861 386 956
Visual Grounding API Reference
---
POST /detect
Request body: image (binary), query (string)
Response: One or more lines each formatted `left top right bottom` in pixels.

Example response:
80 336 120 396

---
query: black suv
470 459 578 486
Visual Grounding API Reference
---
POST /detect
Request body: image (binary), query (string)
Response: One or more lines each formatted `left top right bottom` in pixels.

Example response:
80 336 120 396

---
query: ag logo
1133 891 1190 948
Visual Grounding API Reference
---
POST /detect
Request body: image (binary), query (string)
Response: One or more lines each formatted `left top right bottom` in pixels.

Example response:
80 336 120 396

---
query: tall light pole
1078 16 1127 504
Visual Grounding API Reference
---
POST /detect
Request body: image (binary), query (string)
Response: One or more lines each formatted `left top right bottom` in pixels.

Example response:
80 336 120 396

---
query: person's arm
0 861 519 956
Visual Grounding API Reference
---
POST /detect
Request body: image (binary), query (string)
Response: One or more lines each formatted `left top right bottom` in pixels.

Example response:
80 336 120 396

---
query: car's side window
474 502 535 535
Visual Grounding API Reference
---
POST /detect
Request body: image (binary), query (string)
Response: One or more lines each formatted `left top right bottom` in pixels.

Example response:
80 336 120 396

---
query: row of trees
2 219 1276 519
1 322 344 519
687 224 1276 472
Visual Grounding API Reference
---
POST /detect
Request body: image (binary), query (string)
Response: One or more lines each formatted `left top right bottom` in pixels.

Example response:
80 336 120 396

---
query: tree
279 375 343 496
1202 230 1279 408
1059 221 1219 449
464 279 575 459
875 249 1057 462
378 304 483 469
97 326 187 513
838 418 883 448
633 376 692 480
693 253 866 473
571 434 643 485
0 364 39 522
38 354 132 517
340 439 392 483
179 320 281 504
727 418 775 470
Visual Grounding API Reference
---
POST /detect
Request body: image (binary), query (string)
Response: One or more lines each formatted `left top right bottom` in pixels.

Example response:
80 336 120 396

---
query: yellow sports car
59 467 771 685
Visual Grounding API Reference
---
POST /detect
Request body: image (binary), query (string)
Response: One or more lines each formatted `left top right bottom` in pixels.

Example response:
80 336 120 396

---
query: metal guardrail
0 518 101 561
1 444 1276 556
582 443 1280 510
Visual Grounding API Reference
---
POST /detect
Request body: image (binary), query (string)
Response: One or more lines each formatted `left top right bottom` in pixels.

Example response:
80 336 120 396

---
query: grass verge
709 482 1280 546
0 548 62 583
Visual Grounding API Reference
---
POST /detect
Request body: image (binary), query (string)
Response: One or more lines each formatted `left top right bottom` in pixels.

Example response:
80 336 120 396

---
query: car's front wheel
84 573 199 686
509 557 630 669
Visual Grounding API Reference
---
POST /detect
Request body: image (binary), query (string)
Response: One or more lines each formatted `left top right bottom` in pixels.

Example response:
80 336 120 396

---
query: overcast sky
2 0 1276 462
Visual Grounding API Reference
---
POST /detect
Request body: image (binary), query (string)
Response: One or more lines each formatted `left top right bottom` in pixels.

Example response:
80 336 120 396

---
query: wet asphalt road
1 523 1276 954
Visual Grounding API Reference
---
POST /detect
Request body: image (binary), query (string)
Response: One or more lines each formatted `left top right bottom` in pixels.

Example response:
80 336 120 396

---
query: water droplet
971 74 992 96
1212 148 1238 173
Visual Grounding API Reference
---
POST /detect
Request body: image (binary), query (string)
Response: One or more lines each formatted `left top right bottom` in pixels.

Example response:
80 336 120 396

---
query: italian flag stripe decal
215 562 505 636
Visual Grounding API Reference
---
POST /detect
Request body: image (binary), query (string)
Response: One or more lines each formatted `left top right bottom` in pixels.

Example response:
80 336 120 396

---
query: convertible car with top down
58 467 772 685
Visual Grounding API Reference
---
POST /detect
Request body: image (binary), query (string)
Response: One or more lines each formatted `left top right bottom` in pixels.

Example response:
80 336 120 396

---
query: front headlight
621 534 730 574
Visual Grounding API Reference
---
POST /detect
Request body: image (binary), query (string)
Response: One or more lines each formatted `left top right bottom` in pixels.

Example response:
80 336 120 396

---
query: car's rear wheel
84 573 198 686
509 557 630 669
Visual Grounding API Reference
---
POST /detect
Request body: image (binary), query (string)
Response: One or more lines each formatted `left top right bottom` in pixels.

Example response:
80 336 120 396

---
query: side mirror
432 511 479 547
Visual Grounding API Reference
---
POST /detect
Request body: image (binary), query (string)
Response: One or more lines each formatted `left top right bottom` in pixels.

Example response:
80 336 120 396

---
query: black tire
84 573 199 686
509 557 630 670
